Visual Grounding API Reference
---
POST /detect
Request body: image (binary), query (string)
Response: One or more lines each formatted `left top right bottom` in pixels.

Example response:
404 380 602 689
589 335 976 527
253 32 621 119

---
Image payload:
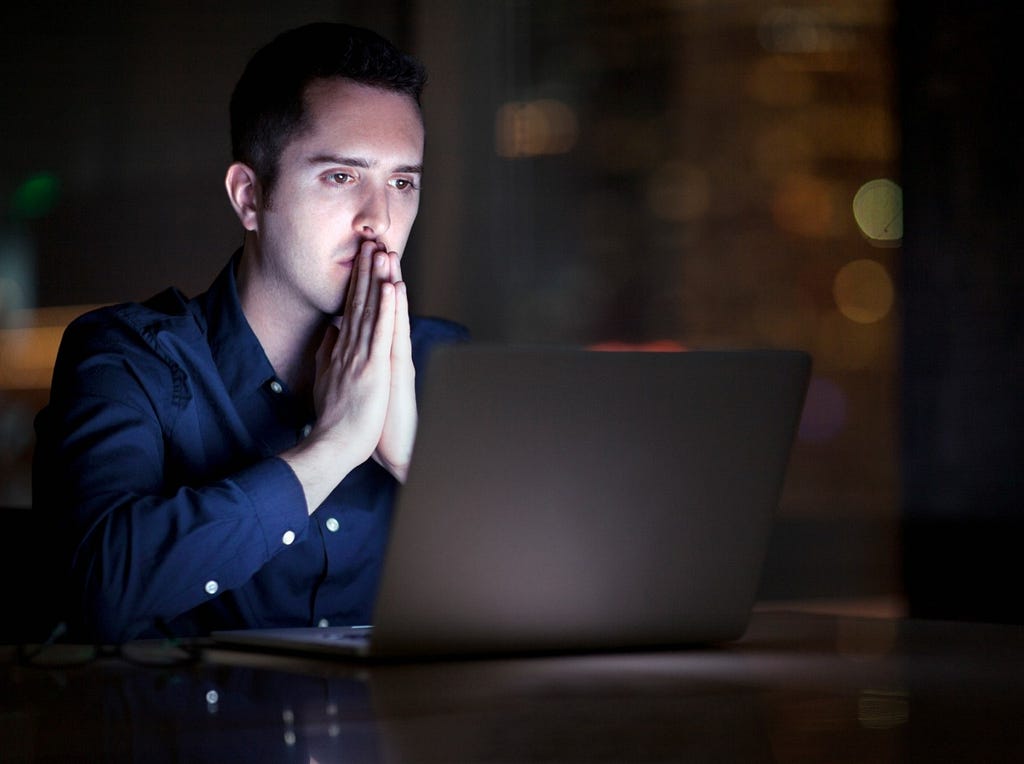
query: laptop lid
213 345 810 660
368 344 810 657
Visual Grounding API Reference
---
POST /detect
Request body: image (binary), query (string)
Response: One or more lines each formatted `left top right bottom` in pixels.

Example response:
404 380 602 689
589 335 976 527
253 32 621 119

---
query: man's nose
353 184 390 238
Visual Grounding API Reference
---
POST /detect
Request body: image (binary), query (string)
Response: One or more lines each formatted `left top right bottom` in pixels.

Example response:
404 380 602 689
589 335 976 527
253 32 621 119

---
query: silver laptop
212 344 811 660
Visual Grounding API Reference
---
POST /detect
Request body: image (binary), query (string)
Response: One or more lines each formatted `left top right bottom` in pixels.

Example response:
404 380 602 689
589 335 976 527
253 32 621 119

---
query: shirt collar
199 249 279 398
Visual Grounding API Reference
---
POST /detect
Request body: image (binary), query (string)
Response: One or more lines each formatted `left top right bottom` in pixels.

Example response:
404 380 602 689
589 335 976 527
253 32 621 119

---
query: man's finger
344 248 375 345
392 281 412 360
389 250 403 284
317 322 340 371
363 248 390 340
372 282 398 360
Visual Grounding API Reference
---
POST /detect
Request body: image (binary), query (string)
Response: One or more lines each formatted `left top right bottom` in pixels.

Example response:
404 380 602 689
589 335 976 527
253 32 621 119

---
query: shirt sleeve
35 313 309 643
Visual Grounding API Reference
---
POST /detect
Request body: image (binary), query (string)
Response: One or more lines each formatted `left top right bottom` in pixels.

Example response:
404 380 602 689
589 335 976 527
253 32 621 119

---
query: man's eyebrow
394 163 424 175
307 154 422 174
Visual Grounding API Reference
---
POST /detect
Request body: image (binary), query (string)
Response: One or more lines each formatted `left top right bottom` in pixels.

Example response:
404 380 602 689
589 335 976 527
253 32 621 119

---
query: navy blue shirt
34 253 468 643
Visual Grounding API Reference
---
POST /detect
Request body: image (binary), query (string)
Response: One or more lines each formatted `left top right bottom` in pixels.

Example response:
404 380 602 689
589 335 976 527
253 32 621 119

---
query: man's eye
328 173 353 184
391 178 418 191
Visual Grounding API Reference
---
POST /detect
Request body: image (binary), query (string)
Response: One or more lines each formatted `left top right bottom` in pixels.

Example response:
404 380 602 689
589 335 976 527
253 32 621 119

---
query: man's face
254 78 424 316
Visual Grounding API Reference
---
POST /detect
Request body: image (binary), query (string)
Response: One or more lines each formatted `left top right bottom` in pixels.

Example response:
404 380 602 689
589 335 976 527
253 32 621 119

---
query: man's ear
225 162 261 231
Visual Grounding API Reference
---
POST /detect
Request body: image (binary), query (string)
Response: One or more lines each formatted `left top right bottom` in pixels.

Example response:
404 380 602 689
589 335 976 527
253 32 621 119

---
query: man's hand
282 241 397 512
372 251 417 482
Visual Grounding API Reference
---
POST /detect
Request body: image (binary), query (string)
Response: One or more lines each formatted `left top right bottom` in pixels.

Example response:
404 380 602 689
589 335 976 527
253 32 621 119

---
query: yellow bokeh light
833 259 894 324
853 178 902 244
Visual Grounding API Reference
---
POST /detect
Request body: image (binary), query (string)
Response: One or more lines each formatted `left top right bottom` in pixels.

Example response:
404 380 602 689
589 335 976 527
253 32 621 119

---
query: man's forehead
304 77 423 121
306 81 422 131
286 80 424 165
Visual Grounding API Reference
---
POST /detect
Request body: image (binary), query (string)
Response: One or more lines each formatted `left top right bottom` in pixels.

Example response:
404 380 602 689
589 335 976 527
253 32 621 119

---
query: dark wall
898 5 1024 622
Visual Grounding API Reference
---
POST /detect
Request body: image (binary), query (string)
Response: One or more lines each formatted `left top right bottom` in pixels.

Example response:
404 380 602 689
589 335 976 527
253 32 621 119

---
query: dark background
1 1 1020 626
897 5 1023 622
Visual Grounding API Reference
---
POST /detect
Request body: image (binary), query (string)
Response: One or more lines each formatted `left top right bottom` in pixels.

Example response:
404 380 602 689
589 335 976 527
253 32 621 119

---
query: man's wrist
372 451 410 484
281 434 365 513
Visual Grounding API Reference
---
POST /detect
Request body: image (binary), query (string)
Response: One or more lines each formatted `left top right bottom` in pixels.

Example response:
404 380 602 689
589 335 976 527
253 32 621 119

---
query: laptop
212 344 811 660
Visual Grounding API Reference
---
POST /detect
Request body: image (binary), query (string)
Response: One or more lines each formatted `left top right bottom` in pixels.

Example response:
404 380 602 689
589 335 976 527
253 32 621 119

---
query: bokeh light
496 99 578 158
833 259 894 324
10 172 61 220
853 178 903 244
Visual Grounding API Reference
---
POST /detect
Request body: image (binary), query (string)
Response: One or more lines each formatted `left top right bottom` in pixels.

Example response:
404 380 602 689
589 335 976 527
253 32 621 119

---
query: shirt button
205 580 219 595
282 530 296 545
318 618 330 628
269 380 284 394
325 517 340 533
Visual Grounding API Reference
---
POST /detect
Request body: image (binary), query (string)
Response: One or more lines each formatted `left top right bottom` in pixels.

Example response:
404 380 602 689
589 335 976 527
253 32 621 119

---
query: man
33 22 468 643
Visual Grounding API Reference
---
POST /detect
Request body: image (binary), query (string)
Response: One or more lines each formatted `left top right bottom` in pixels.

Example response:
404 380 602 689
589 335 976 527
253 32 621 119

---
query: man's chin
327 290 349 318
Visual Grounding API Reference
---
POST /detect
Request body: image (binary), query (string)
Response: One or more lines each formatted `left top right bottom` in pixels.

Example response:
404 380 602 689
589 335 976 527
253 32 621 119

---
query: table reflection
5 612 1024 762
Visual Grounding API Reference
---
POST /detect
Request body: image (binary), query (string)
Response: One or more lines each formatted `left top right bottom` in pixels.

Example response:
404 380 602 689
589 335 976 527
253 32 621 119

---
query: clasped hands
305 239 417 491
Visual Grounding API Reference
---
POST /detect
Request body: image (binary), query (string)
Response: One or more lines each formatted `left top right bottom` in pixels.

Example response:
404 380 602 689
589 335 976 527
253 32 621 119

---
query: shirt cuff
230 457 309 557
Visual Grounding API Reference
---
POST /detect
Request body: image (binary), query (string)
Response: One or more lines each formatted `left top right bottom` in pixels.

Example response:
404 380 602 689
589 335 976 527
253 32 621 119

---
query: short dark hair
229 22 427 198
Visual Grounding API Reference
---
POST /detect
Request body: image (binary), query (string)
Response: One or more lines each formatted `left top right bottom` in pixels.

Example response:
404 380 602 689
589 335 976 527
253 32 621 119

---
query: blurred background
1 1 1020 622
